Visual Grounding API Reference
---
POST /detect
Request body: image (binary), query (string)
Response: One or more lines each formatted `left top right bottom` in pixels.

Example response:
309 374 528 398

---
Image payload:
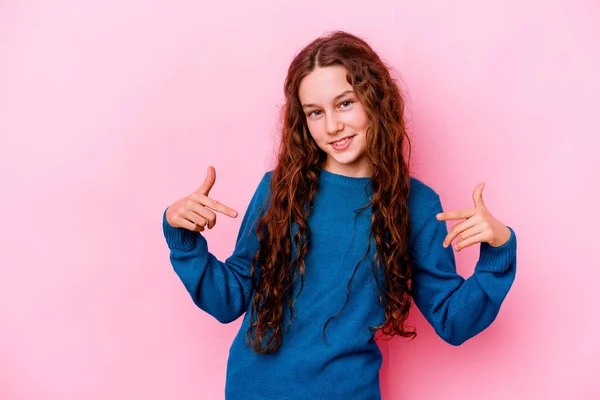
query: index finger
436 207 476 221
199 195 239 218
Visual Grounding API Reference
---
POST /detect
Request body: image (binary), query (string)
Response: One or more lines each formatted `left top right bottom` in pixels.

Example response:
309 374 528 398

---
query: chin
336 154 361 165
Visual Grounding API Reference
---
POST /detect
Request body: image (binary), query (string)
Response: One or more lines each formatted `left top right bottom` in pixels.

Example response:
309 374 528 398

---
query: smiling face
298 65 371 177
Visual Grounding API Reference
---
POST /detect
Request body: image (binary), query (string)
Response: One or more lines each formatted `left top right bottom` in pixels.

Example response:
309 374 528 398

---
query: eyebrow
301 90 355 109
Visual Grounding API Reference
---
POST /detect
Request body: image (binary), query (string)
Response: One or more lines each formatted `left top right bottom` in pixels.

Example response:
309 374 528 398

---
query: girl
162 31 516 400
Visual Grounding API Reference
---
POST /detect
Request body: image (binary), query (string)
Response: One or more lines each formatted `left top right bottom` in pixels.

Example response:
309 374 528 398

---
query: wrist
490 225 512 247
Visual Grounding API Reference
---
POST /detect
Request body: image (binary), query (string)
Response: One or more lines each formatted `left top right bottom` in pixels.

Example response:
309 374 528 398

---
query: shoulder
258 170 274 194
408 176 442 233
264 170 275 182
249 170 275 208
408 176 440 208
239 170 275 225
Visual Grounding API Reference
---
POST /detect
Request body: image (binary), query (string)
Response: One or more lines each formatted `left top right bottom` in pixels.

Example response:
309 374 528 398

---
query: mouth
329 135 356 145
329 135 356 151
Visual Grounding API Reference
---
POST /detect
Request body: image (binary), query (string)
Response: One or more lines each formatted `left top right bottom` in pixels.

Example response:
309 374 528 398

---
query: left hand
436 183 512 252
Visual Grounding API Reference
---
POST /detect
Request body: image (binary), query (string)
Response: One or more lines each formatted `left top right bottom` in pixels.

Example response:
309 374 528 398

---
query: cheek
307 121 325 141
346 108 370 130
357 111 370 130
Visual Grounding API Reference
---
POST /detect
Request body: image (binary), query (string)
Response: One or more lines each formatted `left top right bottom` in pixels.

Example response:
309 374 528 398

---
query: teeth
333 137 349 145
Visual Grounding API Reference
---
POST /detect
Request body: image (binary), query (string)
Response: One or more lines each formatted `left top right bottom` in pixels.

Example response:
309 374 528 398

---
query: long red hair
246 31 415 354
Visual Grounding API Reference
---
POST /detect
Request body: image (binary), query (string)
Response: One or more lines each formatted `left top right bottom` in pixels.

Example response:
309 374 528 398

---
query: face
298 65 371 177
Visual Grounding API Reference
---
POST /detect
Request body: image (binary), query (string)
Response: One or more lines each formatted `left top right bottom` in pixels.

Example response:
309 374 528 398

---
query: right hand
165 166 238 232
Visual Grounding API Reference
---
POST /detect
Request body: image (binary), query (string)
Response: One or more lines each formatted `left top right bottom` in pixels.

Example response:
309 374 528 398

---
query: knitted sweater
162 169 517 400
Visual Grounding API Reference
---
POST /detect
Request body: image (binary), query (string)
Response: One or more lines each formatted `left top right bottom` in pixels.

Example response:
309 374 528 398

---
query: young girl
162 31 516 399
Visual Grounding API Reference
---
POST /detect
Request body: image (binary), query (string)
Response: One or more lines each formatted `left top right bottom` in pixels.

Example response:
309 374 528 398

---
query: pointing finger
436 207 476 221
194 193 238 218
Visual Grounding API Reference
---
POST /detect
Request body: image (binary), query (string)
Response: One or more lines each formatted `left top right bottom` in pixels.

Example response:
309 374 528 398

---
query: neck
322 160 372 178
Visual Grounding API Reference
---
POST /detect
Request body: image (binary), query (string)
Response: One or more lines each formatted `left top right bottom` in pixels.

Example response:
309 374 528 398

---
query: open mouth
330 135 355 150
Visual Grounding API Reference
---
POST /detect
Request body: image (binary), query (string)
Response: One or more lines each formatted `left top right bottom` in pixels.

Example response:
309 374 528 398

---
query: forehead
298 65 353 104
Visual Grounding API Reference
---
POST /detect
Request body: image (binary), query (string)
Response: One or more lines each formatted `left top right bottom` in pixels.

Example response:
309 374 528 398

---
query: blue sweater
162 169 517 400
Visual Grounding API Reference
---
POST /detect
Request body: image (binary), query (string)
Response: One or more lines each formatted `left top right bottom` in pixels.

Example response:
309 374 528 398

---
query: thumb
197 166 216 196
472 182 486 208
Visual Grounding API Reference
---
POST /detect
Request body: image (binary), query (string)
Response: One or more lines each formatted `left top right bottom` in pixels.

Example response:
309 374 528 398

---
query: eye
340 100 353 108
308 110 322 118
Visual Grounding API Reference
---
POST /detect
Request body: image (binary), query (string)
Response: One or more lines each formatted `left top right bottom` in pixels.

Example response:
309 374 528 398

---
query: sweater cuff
477 226 517 273
162 208 198 251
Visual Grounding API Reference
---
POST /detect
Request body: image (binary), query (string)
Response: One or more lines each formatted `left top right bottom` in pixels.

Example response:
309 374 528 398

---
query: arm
161 172 271 323
410 196 517 346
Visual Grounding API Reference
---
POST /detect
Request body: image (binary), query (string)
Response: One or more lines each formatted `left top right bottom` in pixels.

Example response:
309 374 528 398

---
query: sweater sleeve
161 172 272 324
410 195 517 346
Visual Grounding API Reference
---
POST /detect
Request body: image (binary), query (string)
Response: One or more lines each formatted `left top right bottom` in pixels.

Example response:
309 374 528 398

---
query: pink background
1 1 598 399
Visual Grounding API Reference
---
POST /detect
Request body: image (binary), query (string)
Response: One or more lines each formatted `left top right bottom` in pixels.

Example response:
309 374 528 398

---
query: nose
325 112 344 136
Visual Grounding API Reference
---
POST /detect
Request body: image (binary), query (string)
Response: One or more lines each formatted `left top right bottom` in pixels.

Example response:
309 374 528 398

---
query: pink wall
1 1 598 399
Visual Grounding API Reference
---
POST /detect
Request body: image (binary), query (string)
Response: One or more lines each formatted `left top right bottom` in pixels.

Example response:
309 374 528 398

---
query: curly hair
246 31 415 354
